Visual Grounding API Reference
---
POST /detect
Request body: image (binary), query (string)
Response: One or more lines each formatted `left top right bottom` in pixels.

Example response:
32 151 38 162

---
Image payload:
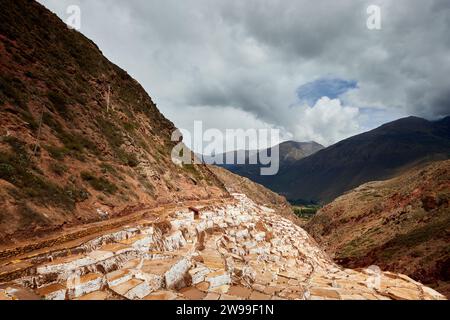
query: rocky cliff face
306 160 450 297
0 194 444 300
0 0 228 243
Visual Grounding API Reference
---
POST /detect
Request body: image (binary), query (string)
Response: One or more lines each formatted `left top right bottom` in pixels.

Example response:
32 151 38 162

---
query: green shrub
116 149 139 167
0 153 78 210
45 145 69 160
100 163 117 175
42 112 63 133
3 136 30 165
18 201 49 227
59 131 98 154
0 76 28 108
50 161 67 176
292 205 319 218
47 91 69 116
0 137 85 210
138 175 155 196
96 117 143 166
96 117 123 148
25 71 35 78
80 171 118 194
183 164 201 181
44 130 98 160
123 122 137 133
0 162 16 180
64 185 90 202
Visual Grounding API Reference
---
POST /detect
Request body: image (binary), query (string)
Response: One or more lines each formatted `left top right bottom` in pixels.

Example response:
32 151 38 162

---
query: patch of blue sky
296 78 358 106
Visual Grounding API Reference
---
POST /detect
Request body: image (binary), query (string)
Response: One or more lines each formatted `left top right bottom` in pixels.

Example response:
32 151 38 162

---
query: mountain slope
273 116 450 204
216 141 324 189
305 160 450 297
0 0 228 244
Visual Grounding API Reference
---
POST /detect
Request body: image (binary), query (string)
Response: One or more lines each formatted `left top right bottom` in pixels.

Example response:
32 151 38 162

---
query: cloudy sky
39 0 450 151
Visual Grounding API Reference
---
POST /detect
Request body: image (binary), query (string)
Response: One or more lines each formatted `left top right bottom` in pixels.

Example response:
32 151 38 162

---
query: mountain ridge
270 116 450 204
305 159 450 297
214 140 324 190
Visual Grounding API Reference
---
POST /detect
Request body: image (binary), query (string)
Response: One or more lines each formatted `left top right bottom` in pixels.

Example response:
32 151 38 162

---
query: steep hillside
0 0 228 244
306 160 450 297
272 116 450 204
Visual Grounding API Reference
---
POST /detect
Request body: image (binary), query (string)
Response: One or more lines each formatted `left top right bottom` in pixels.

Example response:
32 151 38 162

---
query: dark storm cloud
39 0 450 148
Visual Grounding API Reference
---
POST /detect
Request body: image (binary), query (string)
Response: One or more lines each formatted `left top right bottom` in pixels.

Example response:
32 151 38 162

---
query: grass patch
123 122 137 133
0 138 83 210
80 171 118 194
340 236 373 259
293 205 320 218
100 162 125 181
47 91 69 117
95 117 140 167
138 175 155 196
381 217 450 258
58 130 98 155
0 76 28 108
49 161 67 176
116 149 139 167
17 201 49 228
96 117 123 149
43 113 98 159
183 164 202 182
64 184 90 203
100 162 118 175
45 145 69 160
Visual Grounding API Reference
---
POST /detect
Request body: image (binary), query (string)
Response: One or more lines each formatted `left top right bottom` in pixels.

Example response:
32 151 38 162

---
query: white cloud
291 97 361 146
38 0 450 149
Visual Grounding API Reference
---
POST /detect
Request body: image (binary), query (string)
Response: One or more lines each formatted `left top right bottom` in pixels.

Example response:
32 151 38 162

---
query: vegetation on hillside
306 160 450 297
0 0 228 243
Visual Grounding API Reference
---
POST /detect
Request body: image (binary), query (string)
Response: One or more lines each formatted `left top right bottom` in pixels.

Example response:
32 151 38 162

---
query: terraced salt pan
0 194 446 300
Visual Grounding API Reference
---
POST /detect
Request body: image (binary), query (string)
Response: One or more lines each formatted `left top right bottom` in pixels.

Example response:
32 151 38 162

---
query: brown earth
306 160 450 297
0 0 230 244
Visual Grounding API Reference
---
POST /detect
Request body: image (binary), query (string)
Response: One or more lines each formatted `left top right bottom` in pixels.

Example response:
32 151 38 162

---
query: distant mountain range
199 141 323 187
201 141 324 166
216 116 450 204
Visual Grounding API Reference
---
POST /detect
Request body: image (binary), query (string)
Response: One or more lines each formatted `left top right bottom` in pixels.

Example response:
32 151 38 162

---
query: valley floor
0 194 445 300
